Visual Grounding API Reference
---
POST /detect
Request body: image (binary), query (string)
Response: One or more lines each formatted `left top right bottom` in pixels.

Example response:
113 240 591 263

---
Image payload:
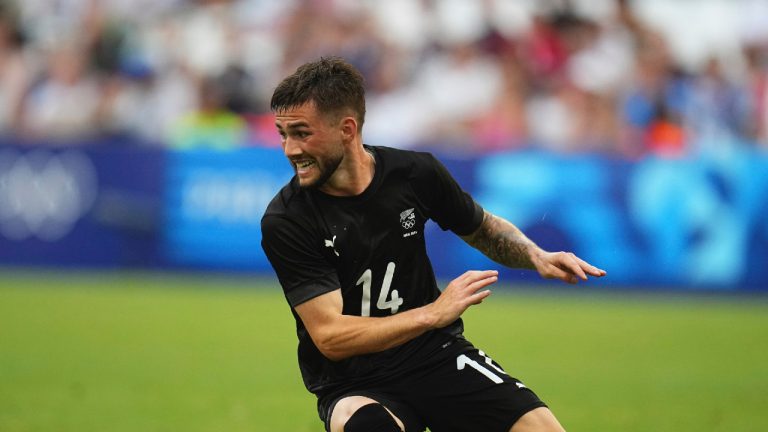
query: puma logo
325 235 339 256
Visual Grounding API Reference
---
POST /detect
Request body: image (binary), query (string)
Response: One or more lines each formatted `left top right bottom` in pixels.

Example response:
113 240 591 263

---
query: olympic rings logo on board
0 148 97 242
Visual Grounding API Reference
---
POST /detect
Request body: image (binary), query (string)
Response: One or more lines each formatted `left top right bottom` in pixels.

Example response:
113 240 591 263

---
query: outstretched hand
532 251 606 284
428 270 498 329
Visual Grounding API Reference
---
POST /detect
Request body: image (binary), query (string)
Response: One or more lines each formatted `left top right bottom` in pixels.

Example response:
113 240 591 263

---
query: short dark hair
270 57 366 131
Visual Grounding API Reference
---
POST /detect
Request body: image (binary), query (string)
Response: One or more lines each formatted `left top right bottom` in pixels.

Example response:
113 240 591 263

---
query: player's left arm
460 210 606 284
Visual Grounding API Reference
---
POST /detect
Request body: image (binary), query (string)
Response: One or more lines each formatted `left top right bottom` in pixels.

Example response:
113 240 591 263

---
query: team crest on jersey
400 208 418 237
400 208 416 229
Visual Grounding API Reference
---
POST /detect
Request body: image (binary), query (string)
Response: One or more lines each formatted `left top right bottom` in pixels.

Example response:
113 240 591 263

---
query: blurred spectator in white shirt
409 42 503 150
20 40 104 141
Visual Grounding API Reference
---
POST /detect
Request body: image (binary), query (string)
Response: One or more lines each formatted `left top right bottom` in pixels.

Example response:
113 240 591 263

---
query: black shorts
320 337 547 432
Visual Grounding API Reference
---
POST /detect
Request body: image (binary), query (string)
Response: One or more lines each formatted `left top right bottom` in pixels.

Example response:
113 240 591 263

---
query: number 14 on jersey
356 262 403 316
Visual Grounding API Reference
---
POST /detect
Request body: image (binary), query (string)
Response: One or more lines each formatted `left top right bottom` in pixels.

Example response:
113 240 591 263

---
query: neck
319 142 375 196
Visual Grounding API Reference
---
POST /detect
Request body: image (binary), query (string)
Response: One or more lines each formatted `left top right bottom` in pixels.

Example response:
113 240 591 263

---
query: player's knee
343 403 402 432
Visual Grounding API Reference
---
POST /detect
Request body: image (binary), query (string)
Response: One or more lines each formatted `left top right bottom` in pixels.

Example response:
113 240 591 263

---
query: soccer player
261 57 606 432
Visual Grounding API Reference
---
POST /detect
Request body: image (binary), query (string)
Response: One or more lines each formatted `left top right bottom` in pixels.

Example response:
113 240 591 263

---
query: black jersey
261 145 484 396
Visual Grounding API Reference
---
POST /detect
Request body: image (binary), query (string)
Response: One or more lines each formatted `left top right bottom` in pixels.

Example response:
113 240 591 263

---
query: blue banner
0 143 165 267
427 149 768 290
2 141 766 290
161 148 292 270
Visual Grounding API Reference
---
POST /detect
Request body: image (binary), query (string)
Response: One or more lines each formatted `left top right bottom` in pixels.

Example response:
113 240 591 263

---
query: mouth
293 159 316 175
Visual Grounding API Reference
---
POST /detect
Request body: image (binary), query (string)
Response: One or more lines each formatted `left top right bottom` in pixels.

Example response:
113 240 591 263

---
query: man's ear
340 116 358 142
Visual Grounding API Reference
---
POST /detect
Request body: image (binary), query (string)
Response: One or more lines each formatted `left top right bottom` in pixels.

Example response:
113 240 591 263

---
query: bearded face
275 102 347 190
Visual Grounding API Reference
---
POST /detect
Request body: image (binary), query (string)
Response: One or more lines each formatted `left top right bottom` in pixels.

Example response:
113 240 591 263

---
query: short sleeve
261 215 340 307
412 153 484 236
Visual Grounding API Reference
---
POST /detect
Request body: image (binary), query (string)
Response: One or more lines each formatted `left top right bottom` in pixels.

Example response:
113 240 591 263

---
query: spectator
619 29 690 157
20 40 105 141
470 47 529 152
744 44 768 146
169 75 247 150
409 41 504 151
684 56 752 152
0 5 29 136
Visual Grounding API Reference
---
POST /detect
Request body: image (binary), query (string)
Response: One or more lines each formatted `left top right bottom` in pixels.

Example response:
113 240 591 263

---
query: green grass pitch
1 271 767 431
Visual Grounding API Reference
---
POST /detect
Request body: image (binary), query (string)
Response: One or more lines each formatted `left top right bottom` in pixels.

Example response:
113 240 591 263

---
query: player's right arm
294 270 498 361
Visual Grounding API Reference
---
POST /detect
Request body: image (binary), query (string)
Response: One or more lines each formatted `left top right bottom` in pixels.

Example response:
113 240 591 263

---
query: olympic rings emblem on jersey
400 208 416 230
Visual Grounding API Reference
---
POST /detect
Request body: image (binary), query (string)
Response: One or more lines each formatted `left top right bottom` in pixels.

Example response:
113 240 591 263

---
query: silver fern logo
400 208 416 230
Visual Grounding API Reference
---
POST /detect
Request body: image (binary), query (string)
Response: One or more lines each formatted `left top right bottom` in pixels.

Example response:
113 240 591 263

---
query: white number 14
456 351 507 384
356 262 403 316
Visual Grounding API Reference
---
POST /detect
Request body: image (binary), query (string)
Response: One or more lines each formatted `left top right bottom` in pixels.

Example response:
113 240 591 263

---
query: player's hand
531 251 606 284
427 270 498 329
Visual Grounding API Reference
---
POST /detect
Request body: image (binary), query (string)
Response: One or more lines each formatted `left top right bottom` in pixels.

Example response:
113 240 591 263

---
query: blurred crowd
1 0 767 156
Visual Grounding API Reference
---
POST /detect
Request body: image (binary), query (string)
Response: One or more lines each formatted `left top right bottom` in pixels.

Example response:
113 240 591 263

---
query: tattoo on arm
461 211 538 269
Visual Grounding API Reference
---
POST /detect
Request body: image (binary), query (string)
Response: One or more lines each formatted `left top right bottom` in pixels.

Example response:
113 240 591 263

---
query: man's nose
283 136 302 157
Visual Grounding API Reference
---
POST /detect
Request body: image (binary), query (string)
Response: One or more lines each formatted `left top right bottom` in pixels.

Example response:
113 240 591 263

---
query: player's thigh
329 395 406 432
509 407 565 432
409 344 547 431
